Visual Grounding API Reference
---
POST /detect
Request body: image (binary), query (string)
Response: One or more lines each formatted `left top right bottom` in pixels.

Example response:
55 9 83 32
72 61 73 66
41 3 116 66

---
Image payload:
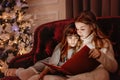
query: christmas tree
0 0 33 63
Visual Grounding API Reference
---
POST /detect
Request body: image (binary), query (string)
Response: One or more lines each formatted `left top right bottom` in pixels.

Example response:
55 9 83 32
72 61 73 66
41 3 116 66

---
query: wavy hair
75 11 110 48
60 22 79 62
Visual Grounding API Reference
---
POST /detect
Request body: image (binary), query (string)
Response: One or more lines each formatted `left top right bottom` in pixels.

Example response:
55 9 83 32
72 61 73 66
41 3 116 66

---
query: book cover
42 45 100 75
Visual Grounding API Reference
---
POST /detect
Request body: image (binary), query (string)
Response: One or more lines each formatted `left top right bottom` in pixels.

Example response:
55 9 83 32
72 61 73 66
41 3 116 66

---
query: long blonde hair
75 11 110 48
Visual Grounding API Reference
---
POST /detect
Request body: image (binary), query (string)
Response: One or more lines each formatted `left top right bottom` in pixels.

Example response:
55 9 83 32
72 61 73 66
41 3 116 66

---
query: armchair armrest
9 51 34 68
0 76 20 80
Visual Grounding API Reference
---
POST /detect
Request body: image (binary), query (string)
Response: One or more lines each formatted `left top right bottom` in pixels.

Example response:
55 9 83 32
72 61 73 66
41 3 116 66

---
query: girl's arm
97 43 118 73
39 67 50 79
39 44 61 79
48 43 61 65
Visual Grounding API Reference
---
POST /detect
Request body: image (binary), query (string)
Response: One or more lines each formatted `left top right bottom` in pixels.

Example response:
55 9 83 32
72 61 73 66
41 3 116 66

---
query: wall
26 0 67 32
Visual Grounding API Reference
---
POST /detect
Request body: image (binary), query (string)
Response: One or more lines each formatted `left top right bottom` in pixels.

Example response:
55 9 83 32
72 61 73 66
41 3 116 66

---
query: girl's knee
43 75 66 80
43 75 49 80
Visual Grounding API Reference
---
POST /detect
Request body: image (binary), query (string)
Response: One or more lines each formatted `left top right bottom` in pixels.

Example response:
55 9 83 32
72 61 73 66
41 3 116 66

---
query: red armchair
1 17 120 80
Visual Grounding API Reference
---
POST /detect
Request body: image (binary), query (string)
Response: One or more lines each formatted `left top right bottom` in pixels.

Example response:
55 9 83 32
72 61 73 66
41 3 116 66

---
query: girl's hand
39 67 50 79
48 67 56 74
89 48 101 59
39 72 45 79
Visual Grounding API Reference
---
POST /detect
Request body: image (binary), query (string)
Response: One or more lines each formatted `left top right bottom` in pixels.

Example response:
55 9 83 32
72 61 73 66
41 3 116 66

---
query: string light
0 0 33 63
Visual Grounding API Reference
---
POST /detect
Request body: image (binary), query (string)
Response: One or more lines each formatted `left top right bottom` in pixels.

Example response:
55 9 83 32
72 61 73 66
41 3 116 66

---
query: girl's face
67 34 79 48
75 22 93 39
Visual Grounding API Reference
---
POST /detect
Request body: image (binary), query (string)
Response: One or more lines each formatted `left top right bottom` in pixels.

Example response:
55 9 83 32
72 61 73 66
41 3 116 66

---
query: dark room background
66 0 120 18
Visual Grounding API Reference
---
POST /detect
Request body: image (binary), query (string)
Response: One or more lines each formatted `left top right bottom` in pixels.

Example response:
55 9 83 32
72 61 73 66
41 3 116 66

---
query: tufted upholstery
0 17 120 80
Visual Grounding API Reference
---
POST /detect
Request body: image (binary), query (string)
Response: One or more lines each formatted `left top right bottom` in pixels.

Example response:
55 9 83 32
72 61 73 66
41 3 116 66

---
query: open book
42 45 100 75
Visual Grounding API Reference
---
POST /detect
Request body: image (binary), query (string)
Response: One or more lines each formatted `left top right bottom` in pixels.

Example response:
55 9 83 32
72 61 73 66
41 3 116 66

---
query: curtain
67 0 120 18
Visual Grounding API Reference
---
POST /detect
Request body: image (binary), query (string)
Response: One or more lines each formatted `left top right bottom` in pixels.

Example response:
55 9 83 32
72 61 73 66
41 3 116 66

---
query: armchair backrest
32 19 74 62
97 17 120 63
33 17 120 64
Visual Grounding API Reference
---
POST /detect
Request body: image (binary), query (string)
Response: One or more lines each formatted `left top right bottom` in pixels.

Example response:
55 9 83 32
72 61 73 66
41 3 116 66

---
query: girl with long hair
43 11 118 80
27 22 80 80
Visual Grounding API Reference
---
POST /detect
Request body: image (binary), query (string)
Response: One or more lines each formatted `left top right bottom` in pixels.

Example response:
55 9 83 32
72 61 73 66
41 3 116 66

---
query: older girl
43 11 118 80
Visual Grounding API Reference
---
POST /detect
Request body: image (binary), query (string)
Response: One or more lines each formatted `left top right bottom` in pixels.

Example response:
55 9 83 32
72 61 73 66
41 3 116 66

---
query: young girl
3 22 80 80
43 11 118 80
27 22 80 80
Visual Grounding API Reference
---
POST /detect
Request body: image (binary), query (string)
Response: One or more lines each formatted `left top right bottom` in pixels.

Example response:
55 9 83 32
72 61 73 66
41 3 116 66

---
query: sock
16 67 38 80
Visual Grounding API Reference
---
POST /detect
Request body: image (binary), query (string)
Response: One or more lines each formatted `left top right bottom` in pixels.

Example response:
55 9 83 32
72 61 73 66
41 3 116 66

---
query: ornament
0 33 10 41
16 0 22 7
12 23 19 32
6 53 15 63
5 7 10 13
4 23 12 33
2 12 10 19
